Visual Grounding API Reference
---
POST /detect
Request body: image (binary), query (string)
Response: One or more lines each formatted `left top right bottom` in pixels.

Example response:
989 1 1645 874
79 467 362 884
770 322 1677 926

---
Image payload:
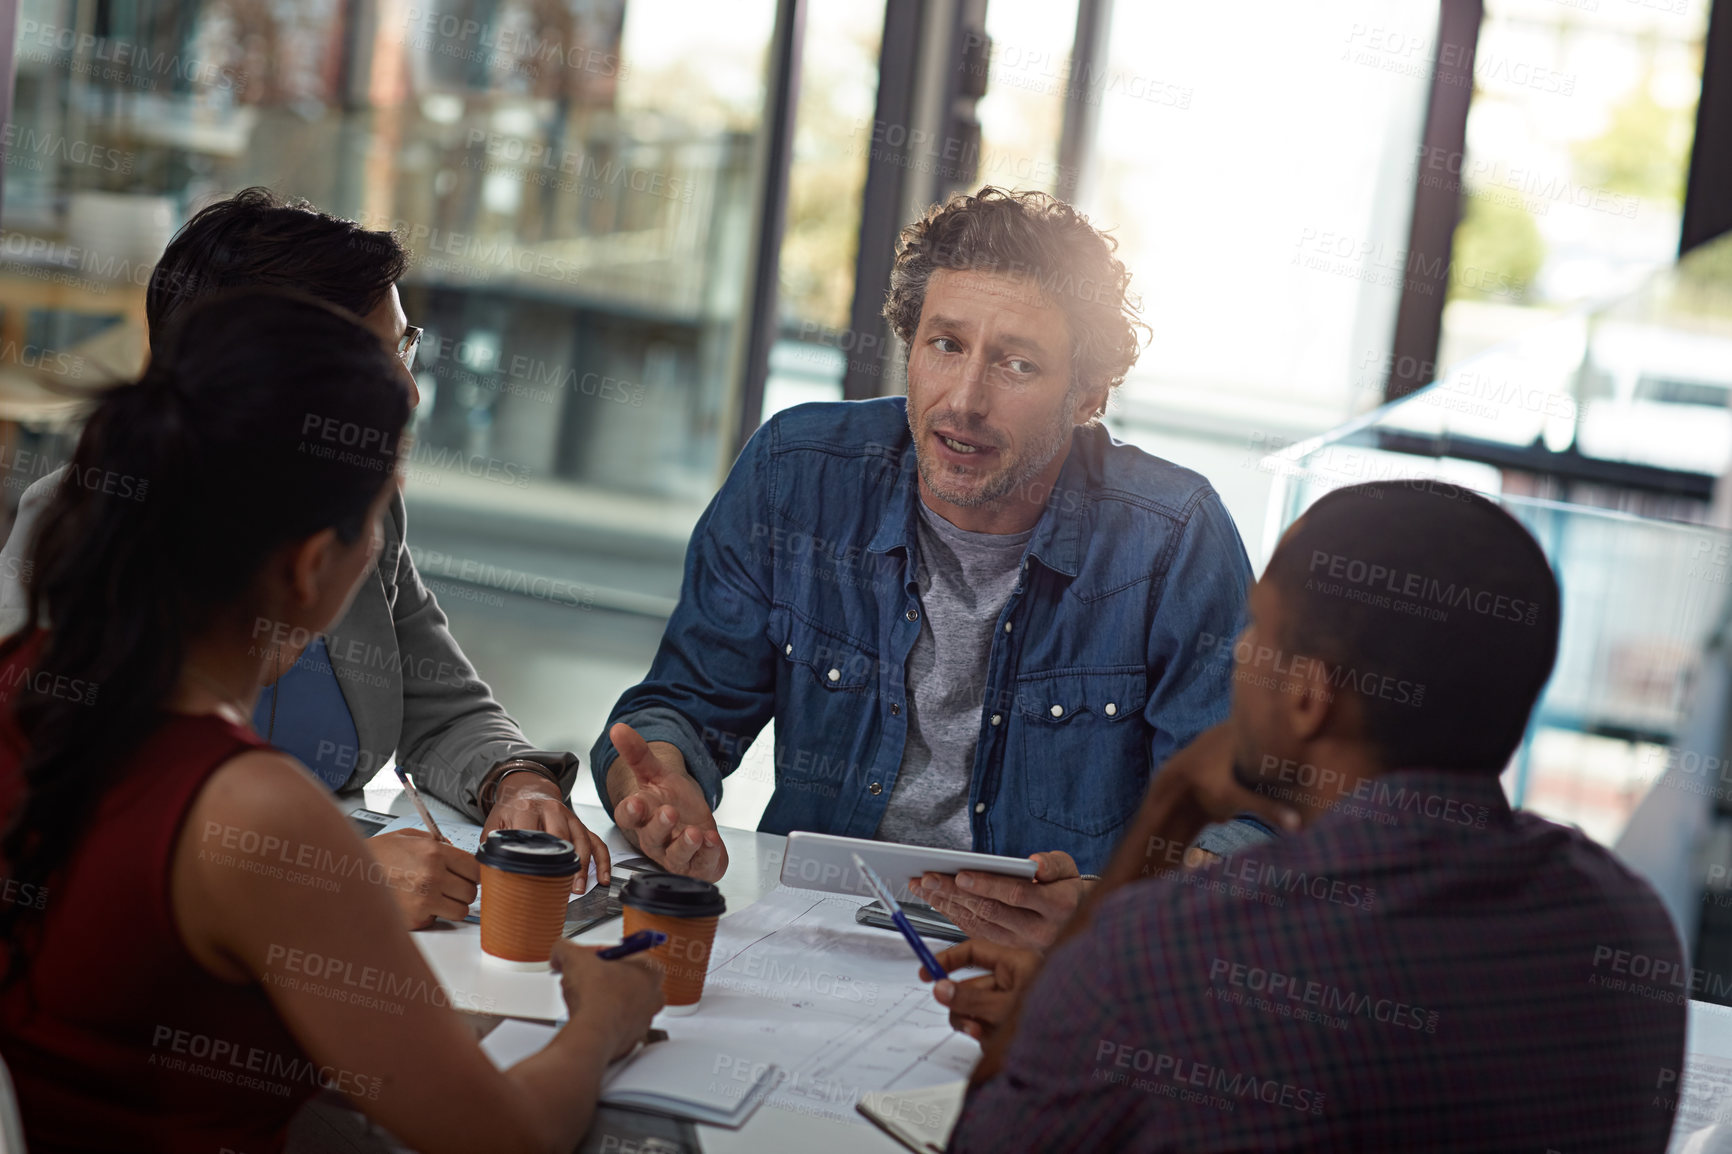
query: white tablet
779 831 1038 903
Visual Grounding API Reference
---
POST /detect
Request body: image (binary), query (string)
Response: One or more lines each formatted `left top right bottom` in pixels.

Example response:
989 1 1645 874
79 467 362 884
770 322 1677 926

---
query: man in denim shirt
591 188 1253 947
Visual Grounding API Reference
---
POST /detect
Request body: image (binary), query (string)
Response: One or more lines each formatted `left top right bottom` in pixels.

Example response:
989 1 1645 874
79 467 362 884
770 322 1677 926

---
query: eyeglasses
396 325 423 369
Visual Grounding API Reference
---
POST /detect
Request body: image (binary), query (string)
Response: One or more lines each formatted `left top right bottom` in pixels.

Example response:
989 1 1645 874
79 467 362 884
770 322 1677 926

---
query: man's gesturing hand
481 772 611 893
920 939 1044 1043
913 851 1089 950
607 722 728 882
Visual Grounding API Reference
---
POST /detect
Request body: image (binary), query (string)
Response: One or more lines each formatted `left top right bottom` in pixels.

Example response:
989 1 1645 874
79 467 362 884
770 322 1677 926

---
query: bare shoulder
178 748 360 884
190 748 345 836
172 748 363 980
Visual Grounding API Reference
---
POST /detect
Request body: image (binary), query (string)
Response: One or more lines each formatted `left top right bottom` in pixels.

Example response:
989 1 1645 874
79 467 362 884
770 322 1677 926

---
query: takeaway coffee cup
475 830 580 969
619 873 726 1011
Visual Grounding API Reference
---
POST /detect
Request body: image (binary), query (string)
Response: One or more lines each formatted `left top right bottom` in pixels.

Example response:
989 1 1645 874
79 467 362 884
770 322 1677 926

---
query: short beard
910 383 1082 510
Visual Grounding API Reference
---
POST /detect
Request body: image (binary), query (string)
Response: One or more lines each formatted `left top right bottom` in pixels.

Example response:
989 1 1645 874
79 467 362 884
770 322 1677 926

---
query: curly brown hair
882 187 1148 403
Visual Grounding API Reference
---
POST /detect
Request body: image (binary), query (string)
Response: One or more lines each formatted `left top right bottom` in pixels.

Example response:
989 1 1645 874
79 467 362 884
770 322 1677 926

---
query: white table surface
361 786 922 1153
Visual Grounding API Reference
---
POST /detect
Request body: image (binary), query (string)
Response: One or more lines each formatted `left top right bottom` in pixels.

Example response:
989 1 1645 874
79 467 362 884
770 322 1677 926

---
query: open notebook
481 1019 779 1129
857 1082 968 1154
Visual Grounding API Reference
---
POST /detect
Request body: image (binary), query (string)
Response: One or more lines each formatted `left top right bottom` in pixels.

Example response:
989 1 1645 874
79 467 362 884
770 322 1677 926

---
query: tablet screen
780 831 1038 902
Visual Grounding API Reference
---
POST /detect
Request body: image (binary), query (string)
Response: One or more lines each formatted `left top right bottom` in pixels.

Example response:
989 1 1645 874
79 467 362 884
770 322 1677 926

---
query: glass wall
759 0 884 422
4 0 1723 828
1081 0 1439 437
1263 228 1732 846
0 0 803 816
970 0 1078 198
3 0 782 519
1437 0 1710 371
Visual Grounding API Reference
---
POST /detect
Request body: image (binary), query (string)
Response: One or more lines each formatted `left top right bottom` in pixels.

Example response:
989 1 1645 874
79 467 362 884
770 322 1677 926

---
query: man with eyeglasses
0 188 609 929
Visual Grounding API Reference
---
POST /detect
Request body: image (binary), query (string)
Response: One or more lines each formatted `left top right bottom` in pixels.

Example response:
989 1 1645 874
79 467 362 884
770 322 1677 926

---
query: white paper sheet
481 1018 559 1067
858 1081 967 1153
375 812 484 850
1670 1000 1732 1152
661 885 981 1124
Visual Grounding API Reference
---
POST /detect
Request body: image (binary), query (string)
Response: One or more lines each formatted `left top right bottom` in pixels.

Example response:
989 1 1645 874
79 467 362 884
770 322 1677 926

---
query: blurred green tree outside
1572 64 1696 205
1448 189 1545 303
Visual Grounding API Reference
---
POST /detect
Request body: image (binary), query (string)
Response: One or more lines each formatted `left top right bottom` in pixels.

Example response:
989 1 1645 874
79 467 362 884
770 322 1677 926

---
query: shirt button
990 713 1002 726
1105 702 1117 716
1003 621 1013 634
974 802 986 814
890 702 901 715
784 644 792 655
1050 704 1063 718
827 668 841 682
905 607 919 622
868 782 883 795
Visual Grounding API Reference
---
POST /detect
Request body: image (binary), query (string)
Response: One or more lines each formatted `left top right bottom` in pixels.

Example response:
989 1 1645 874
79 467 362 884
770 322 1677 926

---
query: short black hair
1262 480 1561 773
145 187 408 346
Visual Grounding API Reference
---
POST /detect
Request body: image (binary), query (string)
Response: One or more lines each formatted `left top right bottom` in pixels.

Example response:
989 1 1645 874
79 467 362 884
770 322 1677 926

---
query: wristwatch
479 759 563 811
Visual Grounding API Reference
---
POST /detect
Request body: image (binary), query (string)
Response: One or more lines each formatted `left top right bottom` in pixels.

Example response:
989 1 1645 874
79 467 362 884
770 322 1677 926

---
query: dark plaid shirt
952 770 1687 1153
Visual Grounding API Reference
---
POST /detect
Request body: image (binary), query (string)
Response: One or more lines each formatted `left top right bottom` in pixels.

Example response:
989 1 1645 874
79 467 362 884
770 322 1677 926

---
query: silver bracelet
485 761 560 808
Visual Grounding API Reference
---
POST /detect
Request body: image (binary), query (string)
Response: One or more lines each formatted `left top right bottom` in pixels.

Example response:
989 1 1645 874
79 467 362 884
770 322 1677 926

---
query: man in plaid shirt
938 480 1686 1152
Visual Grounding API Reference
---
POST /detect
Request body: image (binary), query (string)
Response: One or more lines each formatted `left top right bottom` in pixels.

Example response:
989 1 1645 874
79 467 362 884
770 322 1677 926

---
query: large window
760 0 885 422
1438 0 1710 371
3 0 1721 827
970 0 1078 198
3 0 785 516
0 0 807 815
1081 0 1440 437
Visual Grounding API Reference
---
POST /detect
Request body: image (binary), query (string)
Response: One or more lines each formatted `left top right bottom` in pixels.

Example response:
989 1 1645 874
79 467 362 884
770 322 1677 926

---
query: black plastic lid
474 829 580 877
619 872 726 918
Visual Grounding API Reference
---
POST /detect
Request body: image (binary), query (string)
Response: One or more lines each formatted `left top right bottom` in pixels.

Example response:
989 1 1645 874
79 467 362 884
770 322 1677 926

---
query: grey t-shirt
876 500 1032 850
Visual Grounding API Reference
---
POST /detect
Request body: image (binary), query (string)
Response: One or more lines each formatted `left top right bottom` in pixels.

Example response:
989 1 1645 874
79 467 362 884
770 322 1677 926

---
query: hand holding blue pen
852 853 948 981
596 929 667 960
549 933 668 1033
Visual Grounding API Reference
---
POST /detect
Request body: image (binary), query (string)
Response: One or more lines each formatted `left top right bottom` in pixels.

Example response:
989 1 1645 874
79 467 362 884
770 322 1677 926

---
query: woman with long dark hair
0 291 661 1154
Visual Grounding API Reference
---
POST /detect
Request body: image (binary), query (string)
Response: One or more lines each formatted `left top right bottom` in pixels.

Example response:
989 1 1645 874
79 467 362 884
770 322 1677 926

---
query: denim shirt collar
864 428 1088 578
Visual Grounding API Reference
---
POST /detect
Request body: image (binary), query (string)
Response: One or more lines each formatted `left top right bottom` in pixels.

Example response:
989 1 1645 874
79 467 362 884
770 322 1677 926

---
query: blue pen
596 929 667 960
852 853 948 981
549 932 672 1029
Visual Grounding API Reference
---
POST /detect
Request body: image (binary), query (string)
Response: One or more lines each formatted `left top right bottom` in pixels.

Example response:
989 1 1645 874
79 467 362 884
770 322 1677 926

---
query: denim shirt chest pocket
1013 667 1150 836
767 605 880 784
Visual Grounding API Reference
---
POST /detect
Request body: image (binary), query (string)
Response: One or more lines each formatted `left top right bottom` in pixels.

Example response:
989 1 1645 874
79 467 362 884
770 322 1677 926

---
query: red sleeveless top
0 653 317 1153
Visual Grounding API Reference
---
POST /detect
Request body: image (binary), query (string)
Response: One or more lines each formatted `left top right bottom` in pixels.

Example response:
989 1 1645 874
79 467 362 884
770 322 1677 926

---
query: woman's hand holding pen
551 940 665 1060
367 829 481 929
